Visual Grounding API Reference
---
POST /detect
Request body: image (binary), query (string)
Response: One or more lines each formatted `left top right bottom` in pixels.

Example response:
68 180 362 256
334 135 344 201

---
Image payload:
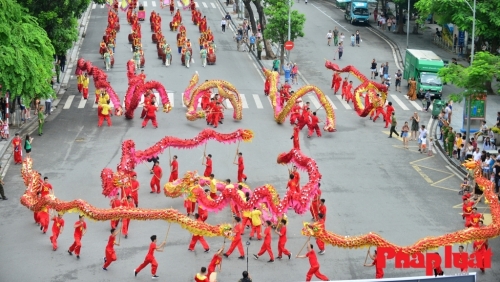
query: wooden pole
118 220 123 244
364 246 372 265
296 236 311 256
143 162 161 181
168 147 172 174
202 143 207 165
233 141 240 163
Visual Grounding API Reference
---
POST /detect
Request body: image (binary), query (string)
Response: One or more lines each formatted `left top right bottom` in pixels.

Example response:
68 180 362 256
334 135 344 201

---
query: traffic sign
284 41 294 51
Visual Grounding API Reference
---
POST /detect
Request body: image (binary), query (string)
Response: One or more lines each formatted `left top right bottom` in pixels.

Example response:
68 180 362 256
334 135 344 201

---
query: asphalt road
0 1 497 281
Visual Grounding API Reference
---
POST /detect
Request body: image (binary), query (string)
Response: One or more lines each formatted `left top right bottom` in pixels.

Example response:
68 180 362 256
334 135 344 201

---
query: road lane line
100 4 105 8
326 96 337 109
309 96 321 110
77 97 87 109
210 2 216 8
240 94 249 108
195 2 199 7
391 94 409 110
93 103 98 108
92 3 97 9
63 95 75 109
168 92 174 107
334 94 352 109
177 1 182 7
143 1 147 7
202 2 208 8
311 4 349 33
253 94 263 109
404 96 423 111
225 99 233 109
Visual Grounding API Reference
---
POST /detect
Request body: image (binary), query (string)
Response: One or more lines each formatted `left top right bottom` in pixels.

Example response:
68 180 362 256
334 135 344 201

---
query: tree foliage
415 0 500 44
438 52 500 101
264 0 305 69
0 0 55 99
17 0 101 55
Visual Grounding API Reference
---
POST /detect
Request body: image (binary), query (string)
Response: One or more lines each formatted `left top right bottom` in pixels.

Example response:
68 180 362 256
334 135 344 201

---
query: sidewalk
370 11 500 176
0 4 93 179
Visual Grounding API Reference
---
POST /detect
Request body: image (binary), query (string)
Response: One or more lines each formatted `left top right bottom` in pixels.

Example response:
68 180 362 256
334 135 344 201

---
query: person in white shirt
221 18 227 32
472 148 482 161
326 30 332 46
418 125 428 152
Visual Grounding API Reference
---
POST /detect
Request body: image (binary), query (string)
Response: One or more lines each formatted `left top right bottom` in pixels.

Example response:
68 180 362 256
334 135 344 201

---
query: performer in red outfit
298 106 311 130
364 249 384 279
122 196 134 238
384 102 395 128
38 206 50 234
297 241 329 281
332 72 342 94
292 124 301 149
134 235 166 279
473 237 488 273
431 253 444 276
253 220 274 262
340 77 349 99
275 219 291 259
345 81 354 103
207 246 224 279
194 267 209 282
150 161 162 194
102 228 120 270
50 213 65 251
462 197 474 224
264 77 270 96
110 193 121 228
169 155 178 181
68 215 87 258
315 213 326 254
318 199 326 221
131 172 140 207
307 112 322 138
198 191 209 221
224 217 245 258
142 96 158 128
469 207 484 228
188 214 210 252
290 101 301 125
234 151 247 182
41 177 53 197
212 102 223 128
169 0 175 15
203 154 212 177
12 133 22 164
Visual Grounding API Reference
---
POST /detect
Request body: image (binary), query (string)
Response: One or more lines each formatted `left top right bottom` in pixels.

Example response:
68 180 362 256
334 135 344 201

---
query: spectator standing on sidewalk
291 63 298 85
283 63 291 82
221 18 226 32
38 106 45 136
0 169 7 200
24 134 33 158
387 18 392 32
272 58 280 72
45 97 52 115
383 62 389 80
337 42 344 60
410 112 420 141
395 70 402 92
333 27 339 46
249 34 256 51
370 59 377 79
256 40 263 60
55 61 61 84
59 55 66 72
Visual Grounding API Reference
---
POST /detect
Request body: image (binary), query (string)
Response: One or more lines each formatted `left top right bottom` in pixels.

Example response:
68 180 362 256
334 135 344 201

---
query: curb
430 118 468 177
0 4 94 178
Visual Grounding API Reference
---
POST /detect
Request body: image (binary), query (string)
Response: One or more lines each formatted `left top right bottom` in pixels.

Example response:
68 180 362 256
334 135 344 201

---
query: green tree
264 0 305 73
0 0 55 99
17 0 105 55
415 0 500 49
438 52 500 101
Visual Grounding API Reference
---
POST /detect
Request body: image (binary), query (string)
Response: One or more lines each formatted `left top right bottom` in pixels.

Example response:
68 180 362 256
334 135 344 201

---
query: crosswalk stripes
92 1 218 9
253 94 263 109
61 91 429 113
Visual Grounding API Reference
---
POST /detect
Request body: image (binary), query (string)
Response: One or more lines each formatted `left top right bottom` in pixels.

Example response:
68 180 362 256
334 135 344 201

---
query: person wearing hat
50 213 64 250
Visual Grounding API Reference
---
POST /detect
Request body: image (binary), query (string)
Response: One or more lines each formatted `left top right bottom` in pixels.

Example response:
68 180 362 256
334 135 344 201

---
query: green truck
403 49 445 100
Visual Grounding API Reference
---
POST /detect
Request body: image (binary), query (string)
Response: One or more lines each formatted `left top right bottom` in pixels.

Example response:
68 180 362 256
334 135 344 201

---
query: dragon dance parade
5 0 498 281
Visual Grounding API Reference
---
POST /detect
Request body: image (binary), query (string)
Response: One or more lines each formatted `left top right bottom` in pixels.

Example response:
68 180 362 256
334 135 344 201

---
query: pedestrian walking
134 235 166 279
355 30 361 47
24 134 33 158
333 27 339 46
337 42 344 60
38 106 44 136
45 97 52 115
395 69 402 92
326 30 332 46
249 34 256 51
370 59 377 79
221 18 227 32
257 40 263 60
388 112 399 138
350 33 355 46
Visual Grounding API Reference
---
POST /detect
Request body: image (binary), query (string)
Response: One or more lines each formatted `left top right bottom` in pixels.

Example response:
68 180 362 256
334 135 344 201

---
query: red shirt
310 115 319 126
293 171 300 184
208 253 222 270
153 165 162 178
131 179 139 194
106 234 116 251
470 213 482 227
146 242 157 259
74 221 87 238
306 250 319 267
319 205 326 219
373 257 384 278
463 202 473 216
52 217 64 232
12 137 21 151
111 198 121 208
263 226 272 244
41 182 53 197
146 104 157 116
287 179 296 191
473 240 486 252
205 158 212 172
462 193 471 201
238 156 244 170
386 105 395 116
233 223 243 240
278 225 287 243
194 273 209 282
171 160 178 173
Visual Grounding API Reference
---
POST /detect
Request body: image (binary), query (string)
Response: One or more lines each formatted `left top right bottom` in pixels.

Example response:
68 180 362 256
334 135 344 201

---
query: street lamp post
406 0 410 48
462 0 476 145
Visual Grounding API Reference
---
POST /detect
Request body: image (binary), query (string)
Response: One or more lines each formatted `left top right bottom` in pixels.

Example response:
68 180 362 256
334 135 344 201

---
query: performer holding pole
102 228 120 270
50 213 65 251
275 218 291 260
207 244 224 280
364 248 384 279
296 239 329 281
134 235 166 279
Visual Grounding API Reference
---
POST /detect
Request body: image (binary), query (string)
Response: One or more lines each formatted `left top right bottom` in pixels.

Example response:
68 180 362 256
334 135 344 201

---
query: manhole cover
75 138 85 142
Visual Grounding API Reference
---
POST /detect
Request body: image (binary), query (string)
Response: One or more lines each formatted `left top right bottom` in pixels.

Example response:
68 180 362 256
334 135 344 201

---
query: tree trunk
280 43 285 75
485 80 494 95
397 4 405 34
253 0 274 59
381 0 387 16
243 0 257 34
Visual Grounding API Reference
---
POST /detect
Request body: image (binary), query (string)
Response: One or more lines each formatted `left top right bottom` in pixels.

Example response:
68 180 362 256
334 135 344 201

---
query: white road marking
311 4 349 33
63 95 75 109
404 96 423 111
309 96 321 110
195 2 199 7
334 94 352 109
210 2 216 8
93 103 98 108
240 94 249 108
100 4 105 8
326 96 337 109
92 3 97 9
152 1 156 7
168 92 174 107
225 99 233 109
177 1 182 7
267 96 273 107
143 1 148 7
390 94 409 110
202 2 208 8
253 94 263 109
78 97 87 109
